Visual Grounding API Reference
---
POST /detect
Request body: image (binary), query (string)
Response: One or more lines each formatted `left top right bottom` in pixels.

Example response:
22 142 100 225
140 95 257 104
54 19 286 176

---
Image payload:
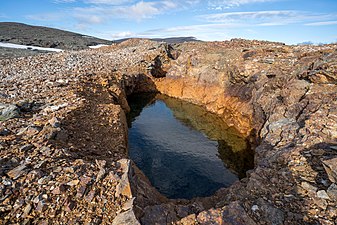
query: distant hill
0 22 201 58
115 36 201 44
0 22 113 50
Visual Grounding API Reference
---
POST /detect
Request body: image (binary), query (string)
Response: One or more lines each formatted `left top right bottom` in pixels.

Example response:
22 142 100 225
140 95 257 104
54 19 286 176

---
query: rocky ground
0 38 337 224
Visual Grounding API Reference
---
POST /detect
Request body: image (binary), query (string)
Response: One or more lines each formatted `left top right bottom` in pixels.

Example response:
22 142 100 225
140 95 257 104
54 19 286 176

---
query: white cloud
200 10 337 27
74 0 178 23
83 0 192 7
25 12 66 21
200 10 298 23
83 0 134 5
176 0 201 9
207 0 275 8
126 1 161 19
74 14 104 24
258 22 290 26
28 0 196 29
305 20 337 26
130 10 337 41
144 23 239 33
134 23 241 41
186 0 201 5
111 31 134 39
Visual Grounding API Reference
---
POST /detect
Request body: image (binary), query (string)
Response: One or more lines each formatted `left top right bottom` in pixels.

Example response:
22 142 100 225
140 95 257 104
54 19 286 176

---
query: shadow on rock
298 142 337 223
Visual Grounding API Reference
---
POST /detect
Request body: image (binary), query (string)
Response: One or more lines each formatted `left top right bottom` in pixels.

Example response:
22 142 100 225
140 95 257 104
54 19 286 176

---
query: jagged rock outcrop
160 41 337 225
1 38 337 224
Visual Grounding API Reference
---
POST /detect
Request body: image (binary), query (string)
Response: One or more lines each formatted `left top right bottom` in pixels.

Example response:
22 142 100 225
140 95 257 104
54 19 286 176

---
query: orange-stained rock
115 159 133 198
176 214 197 225
155 77 253 137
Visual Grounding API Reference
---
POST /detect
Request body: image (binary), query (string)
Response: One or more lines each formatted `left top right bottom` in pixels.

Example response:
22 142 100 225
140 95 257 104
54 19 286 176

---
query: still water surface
127 93 253 199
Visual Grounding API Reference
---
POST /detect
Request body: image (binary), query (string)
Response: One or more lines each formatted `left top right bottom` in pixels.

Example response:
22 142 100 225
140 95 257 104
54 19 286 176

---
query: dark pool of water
127 93 254 199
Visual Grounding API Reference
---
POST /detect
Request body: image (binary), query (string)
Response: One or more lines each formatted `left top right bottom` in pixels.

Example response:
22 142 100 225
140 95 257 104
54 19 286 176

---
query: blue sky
1 0 337 44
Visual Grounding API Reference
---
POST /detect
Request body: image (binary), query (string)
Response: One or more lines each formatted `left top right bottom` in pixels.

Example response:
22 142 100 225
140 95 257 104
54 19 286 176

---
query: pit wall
154 77 253 137
113 40 337 224
103 41 337 224
112 43 258 223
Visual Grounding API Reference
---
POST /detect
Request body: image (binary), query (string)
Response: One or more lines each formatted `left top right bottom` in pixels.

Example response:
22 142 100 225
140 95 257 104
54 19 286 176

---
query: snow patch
0 42 63 52
89 44 110 49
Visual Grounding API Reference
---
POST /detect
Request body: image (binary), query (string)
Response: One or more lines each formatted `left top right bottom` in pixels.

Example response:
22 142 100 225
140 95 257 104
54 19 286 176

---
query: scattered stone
112 209 140 225
21 204 31 218
312 149 325 156
197 208 223 224
52 187 61 195
256 199 284 225
19 144 33 152
222 202 256 225
49 117 60 128
0 103 19 121
317 190 330 200
95 160 106 182
122 197 135 211
326 206 337 217
17 125 41 137
115 159 132 198
141 204 178 225
318 218 335 225
313 197 328 210
67 179 79 186
322 158 337 183
55 79 69 87
175 205 190 218
39 126 58 140
251 205 259 212
43 103 68 113
84 190 95 203
7 164 26 179
63 167 74 173
0 128 10 136
177 214 196 225
327 183 337 201
330 145 337 151
36 201 45 212
32 195 40 204
16 100 35 112
76 176 92 197
301 181 318 194
2 178 12 186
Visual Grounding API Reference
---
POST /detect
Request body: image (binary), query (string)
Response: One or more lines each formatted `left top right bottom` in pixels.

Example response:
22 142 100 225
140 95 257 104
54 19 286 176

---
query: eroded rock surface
1 38 337 224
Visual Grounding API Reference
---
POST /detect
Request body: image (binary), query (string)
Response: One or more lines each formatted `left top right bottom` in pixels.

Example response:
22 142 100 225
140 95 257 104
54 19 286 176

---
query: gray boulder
0 103 20 121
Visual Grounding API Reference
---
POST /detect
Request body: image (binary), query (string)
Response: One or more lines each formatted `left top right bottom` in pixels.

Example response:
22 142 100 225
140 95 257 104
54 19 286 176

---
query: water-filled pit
127 93 254 199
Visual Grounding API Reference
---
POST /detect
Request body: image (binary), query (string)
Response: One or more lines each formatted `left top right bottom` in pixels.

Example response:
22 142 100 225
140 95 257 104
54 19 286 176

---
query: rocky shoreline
1 39 337 224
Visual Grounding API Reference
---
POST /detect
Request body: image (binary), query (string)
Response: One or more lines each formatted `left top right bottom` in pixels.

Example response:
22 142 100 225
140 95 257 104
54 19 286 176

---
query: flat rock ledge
1 39 337 224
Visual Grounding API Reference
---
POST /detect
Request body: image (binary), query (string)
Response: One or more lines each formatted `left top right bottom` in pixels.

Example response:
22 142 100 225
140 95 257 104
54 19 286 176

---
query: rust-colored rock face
1 38 337 224
153 42 256 137
155 77 253 137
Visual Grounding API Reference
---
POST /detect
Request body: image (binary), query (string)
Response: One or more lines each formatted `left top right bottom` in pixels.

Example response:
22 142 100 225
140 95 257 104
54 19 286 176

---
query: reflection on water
127 93 254 199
